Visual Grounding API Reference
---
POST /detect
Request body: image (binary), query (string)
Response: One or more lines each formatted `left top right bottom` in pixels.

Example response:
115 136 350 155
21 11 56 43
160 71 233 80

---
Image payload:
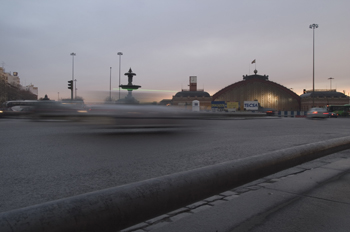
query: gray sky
1 0 350 103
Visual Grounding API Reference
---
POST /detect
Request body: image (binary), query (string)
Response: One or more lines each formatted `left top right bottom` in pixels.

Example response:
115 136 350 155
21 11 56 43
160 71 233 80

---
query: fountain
117 68 141 104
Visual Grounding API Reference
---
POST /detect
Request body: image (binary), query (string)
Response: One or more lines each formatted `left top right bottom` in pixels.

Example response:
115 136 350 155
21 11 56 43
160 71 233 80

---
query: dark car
328 112 338 118
259 108 275 116
265 110 275 116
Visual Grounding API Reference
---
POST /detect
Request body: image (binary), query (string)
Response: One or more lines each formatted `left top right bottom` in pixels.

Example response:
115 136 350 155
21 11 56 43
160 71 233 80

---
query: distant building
158 99 172 106
6 72 21 86
0 67 5 80
25 84 39 96
0 69 21 86
212 70 300 111
171 76 212 110
300 89 349 111
0 68 38 102
0 68 6 103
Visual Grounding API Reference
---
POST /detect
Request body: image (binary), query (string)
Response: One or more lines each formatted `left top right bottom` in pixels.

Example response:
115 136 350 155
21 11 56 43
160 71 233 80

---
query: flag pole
251 59 256 74
255 60 256 70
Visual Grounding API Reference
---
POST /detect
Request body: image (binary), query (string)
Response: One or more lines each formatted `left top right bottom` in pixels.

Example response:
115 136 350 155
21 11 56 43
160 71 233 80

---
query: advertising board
211 101 226 111
244 101 259 110
226 102 239 112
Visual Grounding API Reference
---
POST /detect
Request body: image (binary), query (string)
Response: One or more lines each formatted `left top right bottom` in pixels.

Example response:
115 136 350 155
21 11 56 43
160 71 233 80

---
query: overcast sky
1 0 349 103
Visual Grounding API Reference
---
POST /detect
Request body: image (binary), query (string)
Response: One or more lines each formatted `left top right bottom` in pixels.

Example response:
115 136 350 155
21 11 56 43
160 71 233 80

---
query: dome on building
212 70 300 111
174 91 211 98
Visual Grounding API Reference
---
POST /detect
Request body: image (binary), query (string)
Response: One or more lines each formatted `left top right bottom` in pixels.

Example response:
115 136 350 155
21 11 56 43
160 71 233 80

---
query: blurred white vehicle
306 108 329 119
85 104 200 129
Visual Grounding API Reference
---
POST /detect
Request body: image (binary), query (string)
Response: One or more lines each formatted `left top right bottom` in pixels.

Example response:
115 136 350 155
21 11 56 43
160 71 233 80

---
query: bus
1 100 42 111
327 105 350 116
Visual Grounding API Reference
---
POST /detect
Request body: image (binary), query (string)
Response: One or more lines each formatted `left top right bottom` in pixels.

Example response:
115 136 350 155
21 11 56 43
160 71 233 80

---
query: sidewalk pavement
122 150 350 232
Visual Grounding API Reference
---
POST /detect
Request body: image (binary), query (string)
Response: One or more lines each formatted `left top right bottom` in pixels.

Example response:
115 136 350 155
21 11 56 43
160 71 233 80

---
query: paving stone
224 194 239 201
258 182 273 187
209 200 227 206
246 185 262 190
121 222 149 232
170 212 193 222
145 214 169 224
298 160 327 169
167 207 189 216
265 167 306 179
241 178 268 186
186 201 207 209
234 187 251 194
204 195 224 202
190 204 212 213
129 230 145 232
145 221 170 231
220 190 236 196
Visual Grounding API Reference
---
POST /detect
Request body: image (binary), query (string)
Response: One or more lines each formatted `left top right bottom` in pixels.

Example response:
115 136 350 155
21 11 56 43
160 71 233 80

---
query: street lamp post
109 67 112 101
70 52 76 100
117 52 123 100
74 79 77 99
309 24 318 107
328 77 334 90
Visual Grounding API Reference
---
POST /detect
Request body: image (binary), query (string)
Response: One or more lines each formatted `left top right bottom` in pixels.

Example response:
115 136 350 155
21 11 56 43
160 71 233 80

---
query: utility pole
309 24 318 107
109 67 112 101
328 77 334 90
74 79 77 99
117 52 123 100
70 53 76 100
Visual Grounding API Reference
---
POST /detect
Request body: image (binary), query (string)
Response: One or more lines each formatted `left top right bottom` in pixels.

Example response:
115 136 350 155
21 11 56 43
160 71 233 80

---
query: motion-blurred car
31 101 84 120
85 104 200 129
306 108 329 119
328 112 338 118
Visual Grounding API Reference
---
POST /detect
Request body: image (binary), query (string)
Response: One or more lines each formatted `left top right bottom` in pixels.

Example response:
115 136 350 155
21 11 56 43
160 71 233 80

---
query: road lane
0 117 349 212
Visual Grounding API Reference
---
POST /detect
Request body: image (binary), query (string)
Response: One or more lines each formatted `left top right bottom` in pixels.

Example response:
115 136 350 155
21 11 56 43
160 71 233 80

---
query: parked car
328 112 338 118
265 110 275 116
258 108 275 116
306 108 329 119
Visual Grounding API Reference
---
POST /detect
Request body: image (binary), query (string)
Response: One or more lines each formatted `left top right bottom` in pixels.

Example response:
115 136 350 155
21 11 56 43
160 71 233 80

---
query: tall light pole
109 67 112 101
309 24 318 107
74 79 77 99
328 77 334 90
70 52 76 100
117 52 123 100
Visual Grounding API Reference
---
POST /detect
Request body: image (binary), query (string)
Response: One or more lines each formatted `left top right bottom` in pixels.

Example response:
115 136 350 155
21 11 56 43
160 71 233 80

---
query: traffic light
303 89 306 94
68 80 73 90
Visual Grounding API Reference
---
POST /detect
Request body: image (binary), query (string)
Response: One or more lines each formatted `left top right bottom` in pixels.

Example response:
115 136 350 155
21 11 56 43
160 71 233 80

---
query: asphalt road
0 116 349 213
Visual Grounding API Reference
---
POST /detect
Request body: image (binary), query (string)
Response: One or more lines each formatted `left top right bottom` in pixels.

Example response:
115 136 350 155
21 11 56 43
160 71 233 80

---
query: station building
171 76 212 110
166 71 350 112
212 70 300 111
300 89 349 111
